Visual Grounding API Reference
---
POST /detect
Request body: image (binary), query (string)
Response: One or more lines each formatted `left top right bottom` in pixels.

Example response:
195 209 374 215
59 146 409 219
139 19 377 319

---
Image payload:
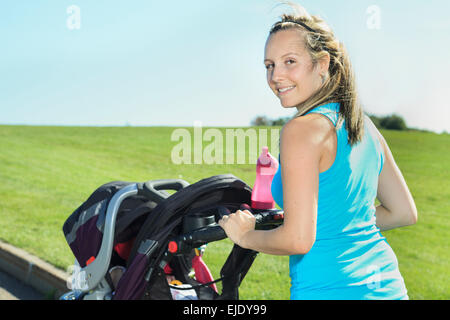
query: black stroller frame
61 174 283 300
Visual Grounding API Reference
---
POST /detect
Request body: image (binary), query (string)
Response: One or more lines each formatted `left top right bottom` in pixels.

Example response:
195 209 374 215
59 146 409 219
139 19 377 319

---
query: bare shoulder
281 113 335 148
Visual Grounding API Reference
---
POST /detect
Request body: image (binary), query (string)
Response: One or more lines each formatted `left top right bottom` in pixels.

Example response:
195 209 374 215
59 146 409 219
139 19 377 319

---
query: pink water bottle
251 146 279 209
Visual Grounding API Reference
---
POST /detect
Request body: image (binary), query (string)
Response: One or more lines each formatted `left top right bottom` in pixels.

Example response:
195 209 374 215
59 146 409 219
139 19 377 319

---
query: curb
0 240 69 300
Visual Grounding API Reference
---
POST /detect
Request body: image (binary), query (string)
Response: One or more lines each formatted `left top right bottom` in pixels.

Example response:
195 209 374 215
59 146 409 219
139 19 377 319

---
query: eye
286 59 296 65
264 63 274 70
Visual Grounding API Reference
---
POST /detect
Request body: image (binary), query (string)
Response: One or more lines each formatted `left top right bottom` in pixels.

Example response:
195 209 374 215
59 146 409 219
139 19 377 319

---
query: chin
280 100 298 109
280 95 308 109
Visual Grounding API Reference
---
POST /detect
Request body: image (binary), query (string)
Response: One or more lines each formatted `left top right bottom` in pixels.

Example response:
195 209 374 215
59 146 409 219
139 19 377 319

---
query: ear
317 51 330 76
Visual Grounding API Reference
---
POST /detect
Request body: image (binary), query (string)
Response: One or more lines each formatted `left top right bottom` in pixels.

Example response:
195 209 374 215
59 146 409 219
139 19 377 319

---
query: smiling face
264 29 326 109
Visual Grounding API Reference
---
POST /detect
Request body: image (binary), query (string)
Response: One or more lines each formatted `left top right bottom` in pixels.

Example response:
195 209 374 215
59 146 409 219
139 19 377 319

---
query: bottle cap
259 146 270 165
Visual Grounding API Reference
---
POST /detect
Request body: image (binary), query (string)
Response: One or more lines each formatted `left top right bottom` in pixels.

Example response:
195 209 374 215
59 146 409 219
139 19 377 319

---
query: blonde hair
269 2 364 145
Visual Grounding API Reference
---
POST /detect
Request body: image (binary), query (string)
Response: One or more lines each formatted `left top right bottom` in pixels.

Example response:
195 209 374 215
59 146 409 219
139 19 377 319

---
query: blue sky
1 0 449 133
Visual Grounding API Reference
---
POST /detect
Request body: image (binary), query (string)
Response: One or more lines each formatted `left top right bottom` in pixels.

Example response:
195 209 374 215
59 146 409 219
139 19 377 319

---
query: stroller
60 174 284 300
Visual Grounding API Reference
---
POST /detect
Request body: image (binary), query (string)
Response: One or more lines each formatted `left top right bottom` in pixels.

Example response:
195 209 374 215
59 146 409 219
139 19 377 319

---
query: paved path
0 270 44 300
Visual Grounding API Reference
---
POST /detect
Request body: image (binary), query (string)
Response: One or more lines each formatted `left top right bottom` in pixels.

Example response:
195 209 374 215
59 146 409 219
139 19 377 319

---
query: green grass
0 125 448 299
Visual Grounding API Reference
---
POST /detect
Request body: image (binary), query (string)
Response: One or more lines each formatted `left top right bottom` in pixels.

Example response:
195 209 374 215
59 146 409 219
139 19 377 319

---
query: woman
218 4 417 300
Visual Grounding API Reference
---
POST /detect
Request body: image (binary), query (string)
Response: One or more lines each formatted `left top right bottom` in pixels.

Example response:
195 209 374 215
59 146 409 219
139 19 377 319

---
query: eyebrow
264 52 300 63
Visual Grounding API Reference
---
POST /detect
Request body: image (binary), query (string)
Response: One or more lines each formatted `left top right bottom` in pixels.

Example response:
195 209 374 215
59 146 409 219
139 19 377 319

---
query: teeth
278 86 295 93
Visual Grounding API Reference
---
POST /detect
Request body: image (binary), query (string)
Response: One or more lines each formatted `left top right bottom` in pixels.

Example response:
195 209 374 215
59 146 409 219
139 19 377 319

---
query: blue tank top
271 102 408 300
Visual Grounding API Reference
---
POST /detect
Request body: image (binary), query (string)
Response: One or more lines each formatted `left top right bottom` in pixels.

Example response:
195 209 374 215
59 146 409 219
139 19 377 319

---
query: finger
242 210 253 217
234 210 244 216
218 215 229 225
240 203 252 212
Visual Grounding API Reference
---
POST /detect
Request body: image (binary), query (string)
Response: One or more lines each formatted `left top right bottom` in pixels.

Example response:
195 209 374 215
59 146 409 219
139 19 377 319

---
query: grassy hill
0 125 448 299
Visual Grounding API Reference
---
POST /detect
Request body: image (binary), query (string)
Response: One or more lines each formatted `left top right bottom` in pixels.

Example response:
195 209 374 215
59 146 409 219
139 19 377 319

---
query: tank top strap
303 102 340 127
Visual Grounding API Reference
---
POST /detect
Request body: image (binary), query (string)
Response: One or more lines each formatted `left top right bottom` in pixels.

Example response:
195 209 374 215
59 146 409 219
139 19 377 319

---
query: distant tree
367 113 408 131
251 115 293 126
251 115 270 126
380 114 407 130
367 114 382 129
270 116 291 126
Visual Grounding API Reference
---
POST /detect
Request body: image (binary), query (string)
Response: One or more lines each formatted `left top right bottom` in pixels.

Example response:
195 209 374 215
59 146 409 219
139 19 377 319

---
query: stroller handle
169 209 284 253
137 179 189 202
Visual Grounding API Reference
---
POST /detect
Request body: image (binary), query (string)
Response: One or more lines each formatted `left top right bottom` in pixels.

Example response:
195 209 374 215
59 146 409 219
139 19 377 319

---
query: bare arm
219 115 327 255
368 120 418 231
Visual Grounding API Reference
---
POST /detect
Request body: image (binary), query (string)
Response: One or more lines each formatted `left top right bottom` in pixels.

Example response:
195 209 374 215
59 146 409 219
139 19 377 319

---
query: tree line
251 113 409 131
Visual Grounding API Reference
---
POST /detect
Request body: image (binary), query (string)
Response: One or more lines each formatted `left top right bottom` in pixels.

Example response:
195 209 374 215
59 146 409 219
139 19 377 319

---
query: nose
268 65 286 85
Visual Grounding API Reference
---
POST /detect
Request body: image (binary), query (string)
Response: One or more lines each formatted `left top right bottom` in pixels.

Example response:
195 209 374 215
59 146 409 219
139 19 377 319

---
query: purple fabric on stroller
113 250 151 300
70 216 103 268
65 200 107 267
113 218 181 300
63 181 154 268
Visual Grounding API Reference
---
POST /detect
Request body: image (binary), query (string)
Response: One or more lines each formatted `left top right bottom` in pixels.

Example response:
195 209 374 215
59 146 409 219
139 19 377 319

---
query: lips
277 85 295 95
